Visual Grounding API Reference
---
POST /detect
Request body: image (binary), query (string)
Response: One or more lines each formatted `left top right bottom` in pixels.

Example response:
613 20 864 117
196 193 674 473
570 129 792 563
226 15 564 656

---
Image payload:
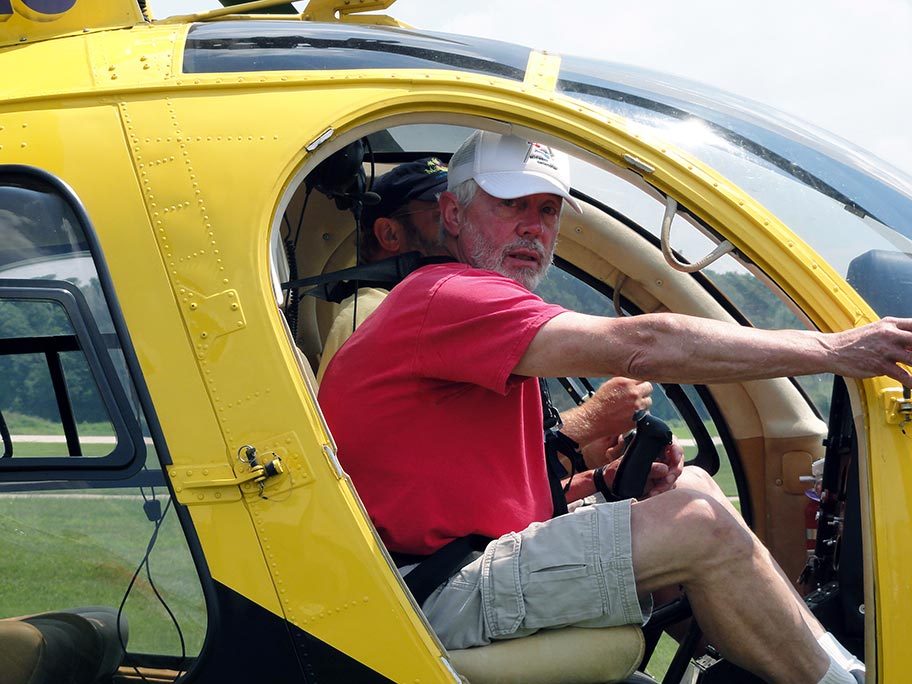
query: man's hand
560 377 653 450
829 316 912 385
644 436 684 497
591 434 684 499
580 433 625 469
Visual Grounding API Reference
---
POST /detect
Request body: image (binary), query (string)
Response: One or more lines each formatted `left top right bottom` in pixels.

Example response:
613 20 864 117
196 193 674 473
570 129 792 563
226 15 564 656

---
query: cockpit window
0 167 207 663
183 22 530 81
555 55 912 282
0 177 144 473
536 263 728 467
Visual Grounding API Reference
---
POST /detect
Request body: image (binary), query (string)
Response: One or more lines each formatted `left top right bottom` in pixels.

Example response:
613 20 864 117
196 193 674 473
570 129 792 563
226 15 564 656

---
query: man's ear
439 191 461 238
373 217 402 252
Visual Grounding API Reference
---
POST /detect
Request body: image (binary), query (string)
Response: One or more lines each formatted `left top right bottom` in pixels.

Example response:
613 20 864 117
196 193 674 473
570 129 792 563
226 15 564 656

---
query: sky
150 0 912 179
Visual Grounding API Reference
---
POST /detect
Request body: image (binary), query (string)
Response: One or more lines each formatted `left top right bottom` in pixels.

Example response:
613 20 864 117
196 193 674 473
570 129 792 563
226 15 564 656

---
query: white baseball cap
447 131 582 213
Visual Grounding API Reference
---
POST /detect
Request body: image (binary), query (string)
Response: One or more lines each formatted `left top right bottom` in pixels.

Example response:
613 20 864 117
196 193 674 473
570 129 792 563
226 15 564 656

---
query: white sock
818 632 865 674
817 657 858 684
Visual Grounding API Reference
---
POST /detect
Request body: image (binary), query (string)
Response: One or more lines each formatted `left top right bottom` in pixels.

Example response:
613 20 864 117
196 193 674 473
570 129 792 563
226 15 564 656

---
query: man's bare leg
629 476 831 683
675 467 827 638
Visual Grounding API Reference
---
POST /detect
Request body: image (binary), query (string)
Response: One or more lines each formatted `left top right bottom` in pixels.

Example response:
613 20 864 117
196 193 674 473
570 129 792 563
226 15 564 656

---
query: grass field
0 492 206 655
1 412 202 655
9 442 114 457
3 411 115 436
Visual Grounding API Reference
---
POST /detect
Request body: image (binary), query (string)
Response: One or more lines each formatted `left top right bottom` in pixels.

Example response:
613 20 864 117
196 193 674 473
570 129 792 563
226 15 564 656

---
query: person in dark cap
358 156 450 263
316 157 449 381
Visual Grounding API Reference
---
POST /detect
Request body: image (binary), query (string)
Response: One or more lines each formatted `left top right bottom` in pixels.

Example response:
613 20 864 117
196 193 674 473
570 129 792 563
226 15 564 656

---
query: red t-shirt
318 263 568 555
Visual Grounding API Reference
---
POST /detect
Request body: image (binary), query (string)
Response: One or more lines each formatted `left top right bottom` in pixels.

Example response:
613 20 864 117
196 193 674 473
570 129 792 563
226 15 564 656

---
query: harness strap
544 434 571 517
391 534 491 606
284 251 456 303
540 379 587 517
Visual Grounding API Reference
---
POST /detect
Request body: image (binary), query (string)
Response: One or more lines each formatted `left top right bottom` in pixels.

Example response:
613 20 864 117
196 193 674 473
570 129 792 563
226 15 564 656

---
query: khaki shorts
419 500 651 650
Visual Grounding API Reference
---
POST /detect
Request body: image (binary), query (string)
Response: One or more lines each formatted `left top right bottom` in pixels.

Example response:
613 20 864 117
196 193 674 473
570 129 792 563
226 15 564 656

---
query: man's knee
641 488 753 566
684 490 754 564
677 465 725 498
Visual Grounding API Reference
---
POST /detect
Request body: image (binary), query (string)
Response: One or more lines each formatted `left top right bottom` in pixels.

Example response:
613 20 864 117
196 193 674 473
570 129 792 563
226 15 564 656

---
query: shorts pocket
520 559 607 628
479 533 526 638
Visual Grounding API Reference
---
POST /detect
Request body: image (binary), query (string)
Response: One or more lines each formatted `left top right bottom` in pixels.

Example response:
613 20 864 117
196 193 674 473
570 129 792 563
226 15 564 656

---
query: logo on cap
424 157 447 175
524 143 559 171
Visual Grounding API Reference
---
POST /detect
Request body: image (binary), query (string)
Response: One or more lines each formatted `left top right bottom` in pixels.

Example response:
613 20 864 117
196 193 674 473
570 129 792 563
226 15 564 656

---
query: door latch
883 387 912 433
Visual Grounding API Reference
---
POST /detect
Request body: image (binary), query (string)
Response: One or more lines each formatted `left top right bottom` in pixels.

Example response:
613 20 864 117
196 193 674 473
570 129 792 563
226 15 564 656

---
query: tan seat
448 625 645 684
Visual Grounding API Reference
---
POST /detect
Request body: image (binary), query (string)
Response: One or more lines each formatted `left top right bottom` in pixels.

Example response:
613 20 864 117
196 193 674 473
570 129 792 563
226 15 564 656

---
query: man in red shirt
320 131 893 683
318 155 654 455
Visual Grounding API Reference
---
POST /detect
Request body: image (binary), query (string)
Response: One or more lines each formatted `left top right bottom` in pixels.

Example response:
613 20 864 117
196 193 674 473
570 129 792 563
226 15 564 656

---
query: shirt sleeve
414 269 567 393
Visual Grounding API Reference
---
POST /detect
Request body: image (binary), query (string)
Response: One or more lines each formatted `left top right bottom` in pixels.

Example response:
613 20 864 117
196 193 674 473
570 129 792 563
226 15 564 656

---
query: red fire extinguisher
803 457 825 560
804 491 819 559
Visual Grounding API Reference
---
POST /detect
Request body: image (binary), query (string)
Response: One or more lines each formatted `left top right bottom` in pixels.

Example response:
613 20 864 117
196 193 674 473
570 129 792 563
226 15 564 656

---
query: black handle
610 409 673 500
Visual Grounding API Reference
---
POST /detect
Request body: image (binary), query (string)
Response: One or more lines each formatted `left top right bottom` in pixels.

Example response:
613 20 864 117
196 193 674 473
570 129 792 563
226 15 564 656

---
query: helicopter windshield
554 55 912 290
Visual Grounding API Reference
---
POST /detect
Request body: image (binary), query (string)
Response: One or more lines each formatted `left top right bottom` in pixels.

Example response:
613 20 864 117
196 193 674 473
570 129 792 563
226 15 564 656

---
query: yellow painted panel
111 89 452 681
0 102 287 617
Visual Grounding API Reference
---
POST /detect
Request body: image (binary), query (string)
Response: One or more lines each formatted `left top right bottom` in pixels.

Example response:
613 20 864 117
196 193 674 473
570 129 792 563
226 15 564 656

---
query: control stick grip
611 409 673 500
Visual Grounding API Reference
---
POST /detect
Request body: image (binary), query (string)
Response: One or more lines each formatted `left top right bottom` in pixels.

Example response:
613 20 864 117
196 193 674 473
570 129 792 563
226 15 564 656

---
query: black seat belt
390 534 491 606
283 251 455 303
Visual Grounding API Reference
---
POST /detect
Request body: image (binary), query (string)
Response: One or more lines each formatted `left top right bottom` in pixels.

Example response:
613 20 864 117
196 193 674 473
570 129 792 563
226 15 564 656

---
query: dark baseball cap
361 156 448 231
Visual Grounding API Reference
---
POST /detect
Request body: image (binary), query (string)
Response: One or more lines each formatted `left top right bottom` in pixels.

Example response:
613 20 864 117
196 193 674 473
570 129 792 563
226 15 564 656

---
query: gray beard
461 217 554 291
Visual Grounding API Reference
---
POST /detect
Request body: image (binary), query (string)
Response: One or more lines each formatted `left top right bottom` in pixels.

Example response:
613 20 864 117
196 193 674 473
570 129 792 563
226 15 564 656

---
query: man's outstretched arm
517 311 912 387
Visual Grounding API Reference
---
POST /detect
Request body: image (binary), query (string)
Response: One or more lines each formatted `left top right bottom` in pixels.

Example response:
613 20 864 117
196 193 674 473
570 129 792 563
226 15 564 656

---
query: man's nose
516 207 545 238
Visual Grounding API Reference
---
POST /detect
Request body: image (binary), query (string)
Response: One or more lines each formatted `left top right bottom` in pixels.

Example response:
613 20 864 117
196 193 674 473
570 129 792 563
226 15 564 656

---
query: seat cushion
0 607 126 684
447 625 645 684
0 620 46 684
